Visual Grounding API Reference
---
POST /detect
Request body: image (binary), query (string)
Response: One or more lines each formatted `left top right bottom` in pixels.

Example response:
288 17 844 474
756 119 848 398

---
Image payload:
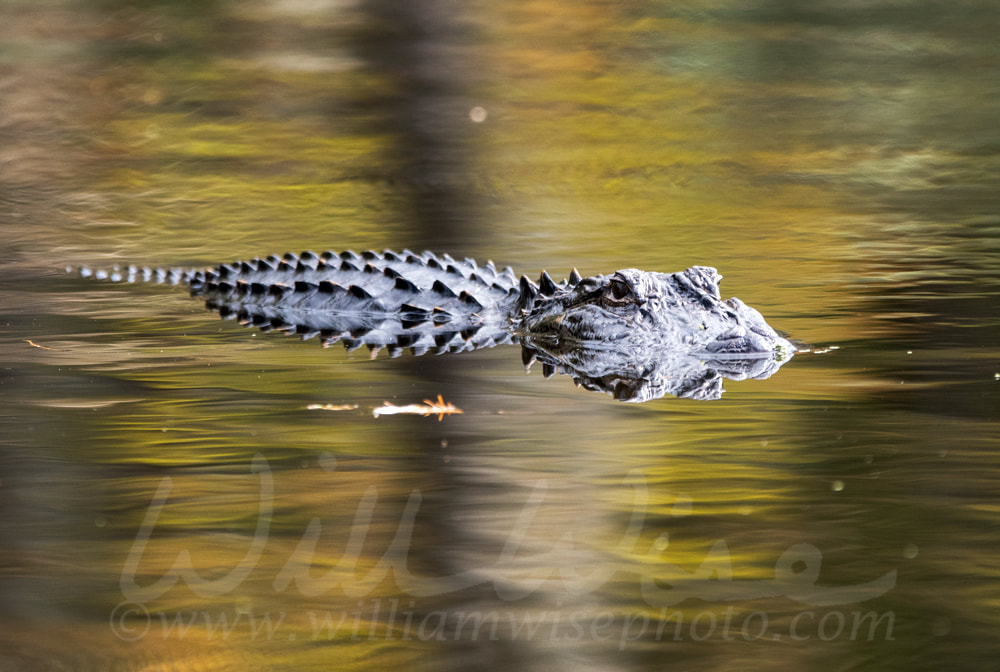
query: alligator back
82 249 523 356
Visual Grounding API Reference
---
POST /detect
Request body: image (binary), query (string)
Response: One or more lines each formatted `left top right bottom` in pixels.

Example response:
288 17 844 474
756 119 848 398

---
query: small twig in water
372 395 463 421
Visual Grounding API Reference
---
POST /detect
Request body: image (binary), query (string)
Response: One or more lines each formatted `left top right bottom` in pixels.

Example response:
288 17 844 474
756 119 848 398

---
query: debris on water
373 395 463 421
24 340 58 350
307 396 463 420
306 404 359 412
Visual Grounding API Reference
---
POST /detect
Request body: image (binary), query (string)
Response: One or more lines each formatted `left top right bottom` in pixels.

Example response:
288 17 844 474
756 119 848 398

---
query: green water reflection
0 0 998 670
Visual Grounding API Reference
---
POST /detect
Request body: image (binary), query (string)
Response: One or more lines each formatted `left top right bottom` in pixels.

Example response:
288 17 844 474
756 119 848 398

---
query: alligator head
518 266 795 401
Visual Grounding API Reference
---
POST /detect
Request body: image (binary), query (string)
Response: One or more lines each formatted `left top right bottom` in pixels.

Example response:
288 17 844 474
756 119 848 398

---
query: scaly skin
75 249 795 401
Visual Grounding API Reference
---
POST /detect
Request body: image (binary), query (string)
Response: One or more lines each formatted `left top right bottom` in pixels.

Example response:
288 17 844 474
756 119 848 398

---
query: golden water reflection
1 0 998 670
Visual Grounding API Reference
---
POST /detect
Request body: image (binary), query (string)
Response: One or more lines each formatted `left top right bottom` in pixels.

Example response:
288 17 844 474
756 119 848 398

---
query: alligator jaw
519 266 794 361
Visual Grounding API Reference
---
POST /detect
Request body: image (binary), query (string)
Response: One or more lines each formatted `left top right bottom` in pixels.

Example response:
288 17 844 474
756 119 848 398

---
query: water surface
1 0 998 670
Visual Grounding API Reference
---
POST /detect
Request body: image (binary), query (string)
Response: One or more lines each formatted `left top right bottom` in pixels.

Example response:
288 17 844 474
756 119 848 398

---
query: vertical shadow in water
351 2 534 669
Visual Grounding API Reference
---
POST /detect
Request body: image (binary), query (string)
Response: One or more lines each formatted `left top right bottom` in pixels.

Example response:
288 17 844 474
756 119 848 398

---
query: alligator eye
606 278 633 303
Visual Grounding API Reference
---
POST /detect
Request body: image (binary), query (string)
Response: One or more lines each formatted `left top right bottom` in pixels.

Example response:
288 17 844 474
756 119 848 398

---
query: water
1 0 998 670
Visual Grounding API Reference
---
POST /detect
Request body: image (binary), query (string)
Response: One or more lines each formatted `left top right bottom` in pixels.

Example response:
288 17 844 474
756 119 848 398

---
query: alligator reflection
79 250 795 402
521 341 790 402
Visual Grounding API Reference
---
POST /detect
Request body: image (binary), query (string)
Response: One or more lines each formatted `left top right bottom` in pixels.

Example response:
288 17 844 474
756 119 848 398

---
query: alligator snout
705 325 795 359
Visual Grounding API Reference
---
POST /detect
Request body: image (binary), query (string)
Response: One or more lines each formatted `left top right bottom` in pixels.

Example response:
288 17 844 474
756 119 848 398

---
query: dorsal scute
201 249 517 320
538 271 558 296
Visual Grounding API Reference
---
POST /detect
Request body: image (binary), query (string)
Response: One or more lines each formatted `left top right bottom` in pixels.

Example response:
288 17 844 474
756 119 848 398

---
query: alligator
75 250 795 402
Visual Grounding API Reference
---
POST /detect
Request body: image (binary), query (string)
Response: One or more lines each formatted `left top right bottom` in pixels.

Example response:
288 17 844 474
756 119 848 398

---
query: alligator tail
71 264 207 287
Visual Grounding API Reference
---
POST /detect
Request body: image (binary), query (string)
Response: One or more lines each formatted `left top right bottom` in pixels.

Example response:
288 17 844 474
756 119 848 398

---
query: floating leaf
372 395 463 421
